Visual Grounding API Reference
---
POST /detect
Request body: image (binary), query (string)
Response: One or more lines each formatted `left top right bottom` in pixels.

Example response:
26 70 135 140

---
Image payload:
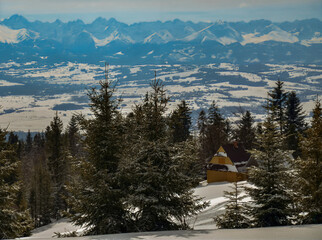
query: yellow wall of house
210 156 233 165
207 170 248 183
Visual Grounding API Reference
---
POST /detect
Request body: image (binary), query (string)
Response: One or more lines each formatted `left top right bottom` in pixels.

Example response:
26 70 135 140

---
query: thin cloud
1 0 321 14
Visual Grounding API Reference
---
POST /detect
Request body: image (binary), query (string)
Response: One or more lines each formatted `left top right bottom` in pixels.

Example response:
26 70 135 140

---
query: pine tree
214 182 250 228
8 132 19 145
169 100 192 143
234 110 256 150
25 130 33 153
66 115 80 157
293 98 322 223
29 156 53 227
45 112 68 219
68 64 128 234
121 78 207 231
33 132 45 149
23 131 53 228
265 80 288 134
284 91 307 158
0 129 32 239
246 117 292 227
205 101 228 157
197 109 207 163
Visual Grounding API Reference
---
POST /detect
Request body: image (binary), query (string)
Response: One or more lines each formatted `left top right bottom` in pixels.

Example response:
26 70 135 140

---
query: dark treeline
0 73 321 238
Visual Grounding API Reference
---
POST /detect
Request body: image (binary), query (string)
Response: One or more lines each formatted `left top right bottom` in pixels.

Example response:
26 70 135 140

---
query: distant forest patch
53 103 85 111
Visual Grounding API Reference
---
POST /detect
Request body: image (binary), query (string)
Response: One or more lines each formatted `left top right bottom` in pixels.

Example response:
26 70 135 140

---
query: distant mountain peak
107 17 119 24
8 14 28 22
1 14 30 29
92 17 108 25
54 19 62 25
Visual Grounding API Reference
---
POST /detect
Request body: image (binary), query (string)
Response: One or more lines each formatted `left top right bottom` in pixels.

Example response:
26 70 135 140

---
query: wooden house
206 142 251 183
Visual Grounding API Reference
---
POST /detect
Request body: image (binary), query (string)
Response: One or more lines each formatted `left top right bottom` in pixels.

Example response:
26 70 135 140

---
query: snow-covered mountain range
0 15 321 64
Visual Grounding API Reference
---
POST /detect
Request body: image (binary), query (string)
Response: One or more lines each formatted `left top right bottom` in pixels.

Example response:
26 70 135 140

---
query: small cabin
206 142 251 183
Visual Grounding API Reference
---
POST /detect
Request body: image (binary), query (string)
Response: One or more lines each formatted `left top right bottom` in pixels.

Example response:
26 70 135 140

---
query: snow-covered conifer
293 98 322 223
0 129 32 238
246 117 292 227
214 182 250 228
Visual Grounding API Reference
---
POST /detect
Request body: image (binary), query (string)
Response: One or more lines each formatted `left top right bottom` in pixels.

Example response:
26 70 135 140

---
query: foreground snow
22 224 322 240
23 218 80 239
20 182 322 239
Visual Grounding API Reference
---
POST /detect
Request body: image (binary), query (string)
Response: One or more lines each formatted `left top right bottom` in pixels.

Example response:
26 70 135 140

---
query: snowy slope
21 182 322 239
0 25 37 43
23 225 322 240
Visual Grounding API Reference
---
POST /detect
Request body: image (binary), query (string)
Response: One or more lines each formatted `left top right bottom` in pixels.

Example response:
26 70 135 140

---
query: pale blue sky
0 0 321 23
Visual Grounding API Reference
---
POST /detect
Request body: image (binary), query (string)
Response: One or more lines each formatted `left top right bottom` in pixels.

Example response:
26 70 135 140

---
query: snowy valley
0 61 321 132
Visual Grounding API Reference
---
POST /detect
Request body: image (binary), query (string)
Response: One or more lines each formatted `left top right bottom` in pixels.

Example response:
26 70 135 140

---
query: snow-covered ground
20 181 322 239
22 225 322 240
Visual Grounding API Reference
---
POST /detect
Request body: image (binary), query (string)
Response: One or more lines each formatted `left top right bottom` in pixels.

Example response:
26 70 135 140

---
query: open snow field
20 182 322 240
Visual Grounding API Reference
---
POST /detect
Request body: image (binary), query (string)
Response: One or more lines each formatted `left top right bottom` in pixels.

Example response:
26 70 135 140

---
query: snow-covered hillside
22 182 322 240
0 25 37 43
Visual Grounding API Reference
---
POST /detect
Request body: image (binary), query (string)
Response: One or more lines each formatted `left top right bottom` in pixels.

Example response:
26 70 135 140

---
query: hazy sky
0 0 321 23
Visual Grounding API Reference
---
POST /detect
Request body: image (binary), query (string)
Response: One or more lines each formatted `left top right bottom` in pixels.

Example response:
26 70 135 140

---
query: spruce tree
197 109 207 163
0 129 32 239
66 115 80 157
234 110 256 150
285 91 307 158
246 117 292 227
45 112 68 219
8 132 19 145
265 80 288 134
205 101 228 157
214 182 250 228
24 131 52 227
25 130 33 153
68 64 128 234
294 99 322 223
121 78 207 231
169 100 192 143
29 156 53 227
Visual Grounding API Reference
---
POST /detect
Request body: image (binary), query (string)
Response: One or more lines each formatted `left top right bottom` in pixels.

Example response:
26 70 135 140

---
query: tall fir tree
121 78 207 231
29 156 53 227
197 109 207 162
68 64 128 235
265 80 288 134
66 115 80 157
293 98 322 223
284 91 307 158
214 182 250 228
246 117 292 227
0 129 32 239
169 100 192 143
45 112 68 219
205 101 229 157
233 110 256 150
25 130 33 153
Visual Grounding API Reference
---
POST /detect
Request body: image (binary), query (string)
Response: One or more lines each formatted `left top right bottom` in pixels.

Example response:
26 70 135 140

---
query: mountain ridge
0 15 321 64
